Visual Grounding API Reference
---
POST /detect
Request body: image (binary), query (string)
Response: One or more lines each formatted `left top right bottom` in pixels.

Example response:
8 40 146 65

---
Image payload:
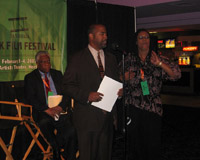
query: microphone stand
121 50 129 160
121 51 126 160
110 44 129 160
122 51 131 160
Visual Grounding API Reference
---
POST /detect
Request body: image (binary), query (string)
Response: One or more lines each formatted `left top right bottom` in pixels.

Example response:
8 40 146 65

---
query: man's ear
36 62 39 68
89 33 93 40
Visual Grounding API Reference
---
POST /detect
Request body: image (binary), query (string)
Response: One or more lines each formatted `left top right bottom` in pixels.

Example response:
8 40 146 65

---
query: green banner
0 0 67 81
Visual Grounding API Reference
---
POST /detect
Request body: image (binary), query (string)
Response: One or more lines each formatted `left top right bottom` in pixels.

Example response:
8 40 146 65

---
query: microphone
111 43 126 54
111 43 121 51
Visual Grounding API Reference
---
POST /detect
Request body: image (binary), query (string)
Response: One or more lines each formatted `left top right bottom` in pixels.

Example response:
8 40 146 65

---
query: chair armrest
0 101 32 121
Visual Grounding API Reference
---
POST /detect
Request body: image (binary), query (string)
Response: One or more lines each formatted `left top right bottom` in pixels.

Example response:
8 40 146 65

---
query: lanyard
140 68 144 81
140 68 150 95
42 78 50 89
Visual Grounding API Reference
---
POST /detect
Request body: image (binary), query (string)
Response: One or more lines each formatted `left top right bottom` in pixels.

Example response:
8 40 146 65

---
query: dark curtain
67 1 135 62
67 1 97 56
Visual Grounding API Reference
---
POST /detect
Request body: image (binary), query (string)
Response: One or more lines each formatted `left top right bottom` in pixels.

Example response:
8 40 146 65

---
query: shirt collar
38 69 50 78
88 44 103 55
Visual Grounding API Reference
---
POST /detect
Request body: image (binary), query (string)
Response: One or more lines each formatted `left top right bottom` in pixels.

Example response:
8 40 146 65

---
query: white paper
91 76 122 112
48 95 63 108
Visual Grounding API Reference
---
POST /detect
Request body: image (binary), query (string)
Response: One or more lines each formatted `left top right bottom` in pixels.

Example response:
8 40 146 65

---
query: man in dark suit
62 24 122 160
24 51 77 160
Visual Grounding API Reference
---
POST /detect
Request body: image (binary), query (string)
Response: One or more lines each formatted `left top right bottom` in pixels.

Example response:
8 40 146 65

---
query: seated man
24 51 77 160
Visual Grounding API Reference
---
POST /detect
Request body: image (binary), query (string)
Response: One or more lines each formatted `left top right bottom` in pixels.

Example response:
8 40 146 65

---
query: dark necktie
97 52 104 79
44 73 51 97
97 52 107 114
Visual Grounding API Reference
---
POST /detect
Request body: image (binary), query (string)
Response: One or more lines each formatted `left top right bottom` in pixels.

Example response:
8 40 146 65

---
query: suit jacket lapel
34 69 46 101
35 69 44 85
85 48 101 75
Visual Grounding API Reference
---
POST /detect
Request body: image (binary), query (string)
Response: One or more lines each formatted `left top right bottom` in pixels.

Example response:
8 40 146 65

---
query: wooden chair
0 100 52 160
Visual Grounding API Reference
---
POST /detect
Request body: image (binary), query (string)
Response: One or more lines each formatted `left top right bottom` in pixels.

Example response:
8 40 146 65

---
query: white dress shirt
88 44 105 70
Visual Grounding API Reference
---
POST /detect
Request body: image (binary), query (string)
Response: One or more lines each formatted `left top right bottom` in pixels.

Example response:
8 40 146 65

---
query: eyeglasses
138 36 150 40
39 60 50 64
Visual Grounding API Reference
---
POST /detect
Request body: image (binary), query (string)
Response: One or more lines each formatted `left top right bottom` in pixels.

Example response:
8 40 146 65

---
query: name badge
48 91 53 97
141 80 149 95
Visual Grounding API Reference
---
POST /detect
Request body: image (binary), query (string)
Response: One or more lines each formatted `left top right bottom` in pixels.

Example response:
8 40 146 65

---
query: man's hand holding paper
45 106 63 118
91 76 123 112
88 92 104 102
47 95 63 120
117 88 123 98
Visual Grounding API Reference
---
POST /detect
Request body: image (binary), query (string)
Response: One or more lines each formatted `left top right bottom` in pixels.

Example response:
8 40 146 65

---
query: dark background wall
67 1 135 61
